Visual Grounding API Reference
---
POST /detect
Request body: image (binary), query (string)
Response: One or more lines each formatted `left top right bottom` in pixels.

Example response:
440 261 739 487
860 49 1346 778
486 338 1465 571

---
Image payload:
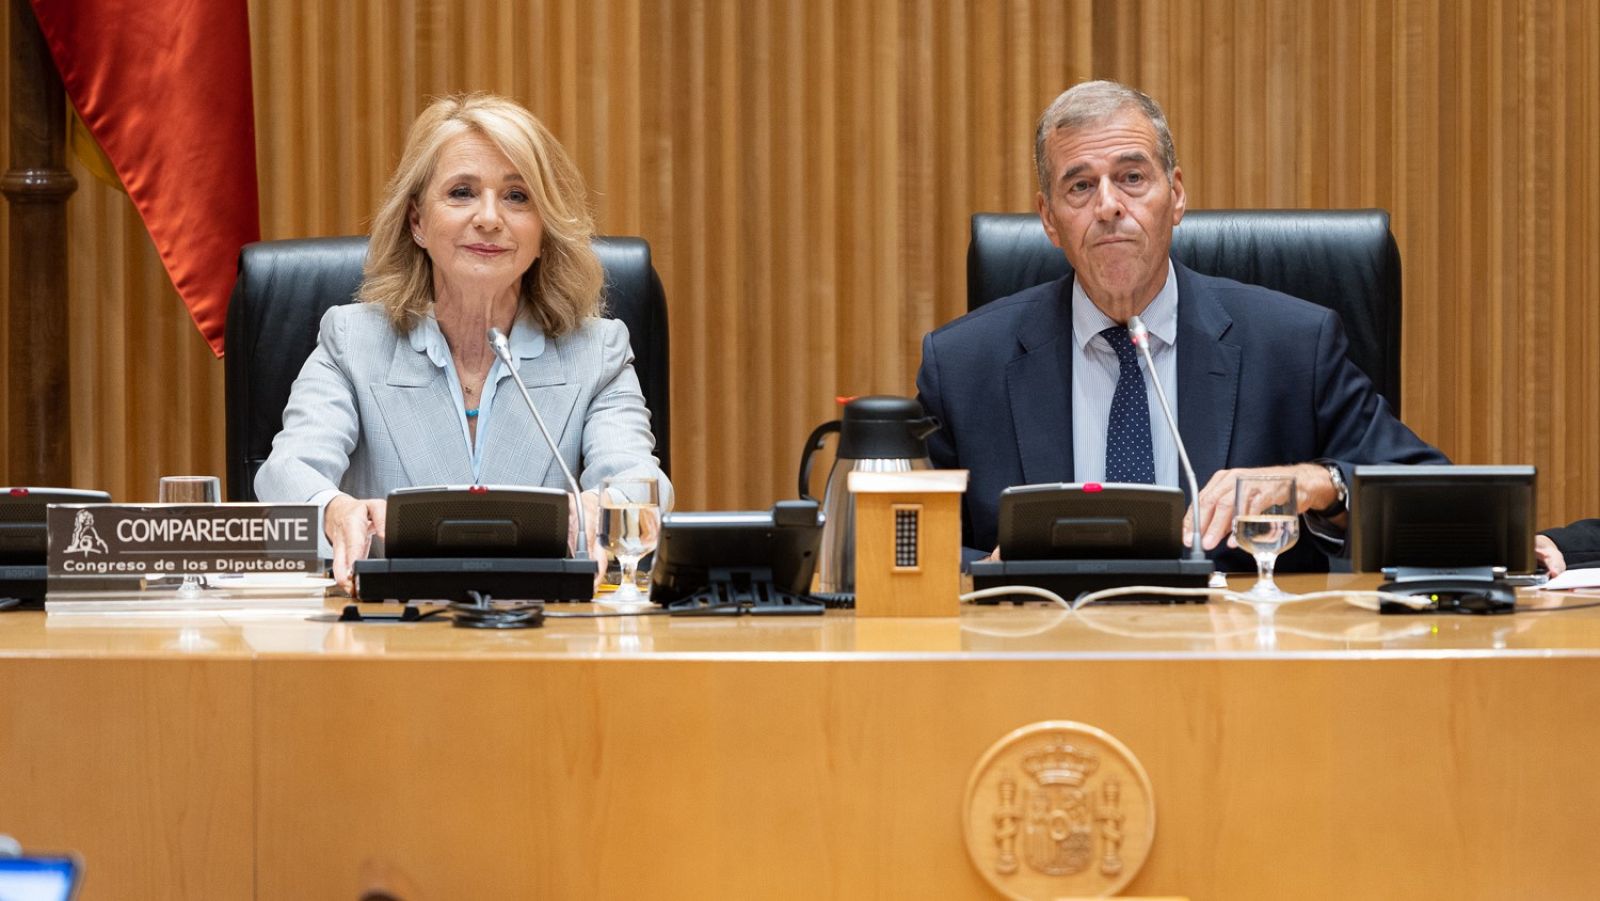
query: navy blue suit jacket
914 261 1448 572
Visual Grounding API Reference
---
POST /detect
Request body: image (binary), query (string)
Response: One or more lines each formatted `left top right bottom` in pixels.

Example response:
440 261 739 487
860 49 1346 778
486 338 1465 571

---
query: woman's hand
325 494 387 594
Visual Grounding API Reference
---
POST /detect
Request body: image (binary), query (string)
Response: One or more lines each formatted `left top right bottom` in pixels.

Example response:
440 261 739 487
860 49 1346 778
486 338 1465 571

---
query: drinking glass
596 476 660 607
1232 474 1299 600
158 475 222 595
158 476 221 505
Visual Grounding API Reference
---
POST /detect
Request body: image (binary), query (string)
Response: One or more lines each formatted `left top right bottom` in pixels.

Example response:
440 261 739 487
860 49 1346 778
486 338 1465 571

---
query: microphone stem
1131 325 1207 562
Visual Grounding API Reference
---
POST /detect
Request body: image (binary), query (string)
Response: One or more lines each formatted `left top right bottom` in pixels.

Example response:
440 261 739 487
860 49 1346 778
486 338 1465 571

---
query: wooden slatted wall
2 0 1596 527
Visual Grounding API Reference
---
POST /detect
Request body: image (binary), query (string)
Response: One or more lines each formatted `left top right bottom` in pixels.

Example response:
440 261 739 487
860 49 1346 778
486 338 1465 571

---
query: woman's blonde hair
361 93 604 336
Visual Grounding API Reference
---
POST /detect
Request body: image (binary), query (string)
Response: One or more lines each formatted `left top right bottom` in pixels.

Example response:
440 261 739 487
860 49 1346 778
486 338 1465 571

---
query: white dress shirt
1071 259 1180 488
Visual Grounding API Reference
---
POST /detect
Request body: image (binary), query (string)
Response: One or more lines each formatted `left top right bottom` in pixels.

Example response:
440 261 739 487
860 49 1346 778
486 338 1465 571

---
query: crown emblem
1020 741 1099 787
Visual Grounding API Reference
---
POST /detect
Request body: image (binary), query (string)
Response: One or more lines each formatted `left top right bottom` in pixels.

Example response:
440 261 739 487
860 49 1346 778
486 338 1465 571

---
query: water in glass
596 477 659 606
601 503 654 562
1233 514 1299 558
1233 475 1298 600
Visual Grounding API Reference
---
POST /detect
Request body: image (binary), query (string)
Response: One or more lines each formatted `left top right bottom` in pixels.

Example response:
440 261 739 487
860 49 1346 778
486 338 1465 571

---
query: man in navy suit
915 81 1445 571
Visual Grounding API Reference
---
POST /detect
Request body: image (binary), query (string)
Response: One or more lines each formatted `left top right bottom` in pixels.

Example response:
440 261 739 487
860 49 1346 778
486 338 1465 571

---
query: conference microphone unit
348 330 599 622
350 485 595 614
969 315 1212 604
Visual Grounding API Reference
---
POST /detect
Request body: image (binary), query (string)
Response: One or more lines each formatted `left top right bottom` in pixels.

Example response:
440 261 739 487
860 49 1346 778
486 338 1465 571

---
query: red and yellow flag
30 0 260 357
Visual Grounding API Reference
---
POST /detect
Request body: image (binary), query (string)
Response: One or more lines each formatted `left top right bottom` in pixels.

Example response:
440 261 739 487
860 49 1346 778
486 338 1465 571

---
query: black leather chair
967 209 1403 413
224 236 670 501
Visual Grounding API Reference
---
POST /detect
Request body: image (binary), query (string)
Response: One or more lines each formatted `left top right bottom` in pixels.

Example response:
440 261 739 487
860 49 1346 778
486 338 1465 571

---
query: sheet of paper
1539 567 1600 591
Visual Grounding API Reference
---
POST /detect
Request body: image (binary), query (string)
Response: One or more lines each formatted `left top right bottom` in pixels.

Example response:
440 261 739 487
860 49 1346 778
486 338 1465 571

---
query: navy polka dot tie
1100 325 1156 484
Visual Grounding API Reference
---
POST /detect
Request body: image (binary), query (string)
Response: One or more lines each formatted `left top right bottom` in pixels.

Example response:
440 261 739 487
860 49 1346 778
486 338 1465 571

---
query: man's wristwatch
1316 462 1349 517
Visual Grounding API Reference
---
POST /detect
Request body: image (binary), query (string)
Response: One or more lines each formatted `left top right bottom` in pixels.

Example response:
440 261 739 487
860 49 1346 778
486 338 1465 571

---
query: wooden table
3 574 1600 899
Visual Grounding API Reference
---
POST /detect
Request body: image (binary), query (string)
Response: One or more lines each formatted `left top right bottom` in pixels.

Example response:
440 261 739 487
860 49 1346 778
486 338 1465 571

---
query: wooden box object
848 469 968 617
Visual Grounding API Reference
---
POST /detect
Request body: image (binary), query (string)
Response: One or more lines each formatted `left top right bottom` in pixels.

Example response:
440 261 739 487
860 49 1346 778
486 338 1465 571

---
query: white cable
960 583 1441 645
960 584 1239 639
960 584 1073 609
959 605 1077 638
1070 585 1217 610
963 583 1438 613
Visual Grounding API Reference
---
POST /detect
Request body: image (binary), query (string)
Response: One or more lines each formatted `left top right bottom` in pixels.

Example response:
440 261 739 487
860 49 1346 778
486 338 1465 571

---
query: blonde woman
256 94 670 590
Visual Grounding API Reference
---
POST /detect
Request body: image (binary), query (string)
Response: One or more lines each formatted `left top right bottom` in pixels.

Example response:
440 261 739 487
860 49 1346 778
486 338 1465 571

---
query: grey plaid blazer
254 303 671 509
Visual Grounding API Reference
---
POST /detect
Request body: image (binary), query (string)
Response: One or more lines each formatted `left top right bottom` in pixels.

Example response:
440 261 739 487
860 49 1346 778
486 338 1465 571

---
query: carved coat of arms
965 721 1154 899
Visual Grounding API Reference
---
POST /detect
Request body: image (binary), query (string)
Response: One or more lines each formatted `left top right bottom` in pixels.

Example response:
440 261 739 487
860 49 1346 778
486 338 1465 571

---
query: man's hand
1183 463 1335 552
1536 534 1567 577
325 494 386 594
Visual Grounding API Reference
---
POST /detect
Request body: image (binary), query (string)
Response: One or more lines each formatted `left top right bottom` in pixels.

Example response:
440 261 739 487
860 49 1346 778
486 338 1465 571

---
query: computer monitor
997 483 1186 560
1351 465 1536 573
649 500 823 614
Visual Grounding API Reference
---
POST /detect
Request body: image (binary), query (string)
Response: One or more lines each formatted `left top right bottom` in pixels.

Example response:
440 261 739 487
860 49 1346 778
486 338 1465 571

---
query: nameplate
47 504 319 577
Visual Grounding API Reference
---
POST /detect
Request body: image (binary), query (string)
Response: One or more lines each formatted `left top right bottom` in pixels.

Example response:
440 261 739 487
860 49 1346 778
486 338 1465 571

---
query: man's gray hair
1034 80 1178 196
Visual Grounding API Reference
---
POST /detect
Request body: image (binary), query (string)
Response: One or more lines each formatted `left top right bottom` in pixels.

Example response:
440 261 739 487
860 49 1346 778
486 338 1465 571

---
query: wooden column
2 0 75 485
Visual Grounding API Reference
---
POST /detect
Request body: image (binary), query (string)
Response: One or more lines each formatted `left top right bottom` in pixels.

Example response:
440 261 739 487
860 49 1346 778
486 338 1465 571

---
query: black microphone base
354 557 598 603
970 558 1214 604
1376 576 1517 615
660 567 825 616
